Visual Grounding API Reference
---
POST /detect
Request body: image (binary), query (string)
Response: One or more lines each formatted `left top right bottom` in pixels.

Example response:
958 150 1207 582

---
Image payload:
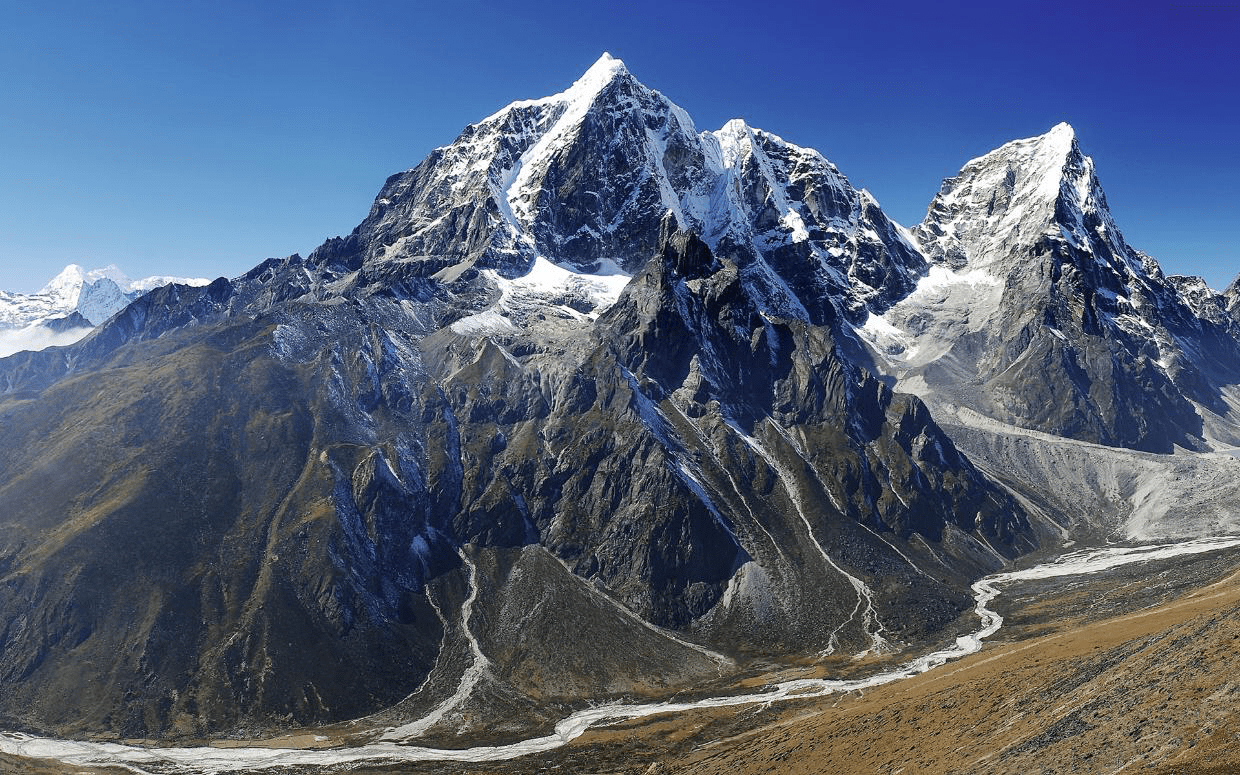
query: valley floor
385 546 1240 775
5 545 1240 775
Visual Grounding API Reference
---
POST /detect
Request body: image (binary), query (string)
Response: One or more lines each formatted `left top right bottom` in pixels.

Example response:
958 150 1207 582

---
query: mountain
2 264 212 329
2 53 1237 752
1225 273 1240 319
0 56 1039 741
858 123 1240 453
341 53 924 326
0 265 212 358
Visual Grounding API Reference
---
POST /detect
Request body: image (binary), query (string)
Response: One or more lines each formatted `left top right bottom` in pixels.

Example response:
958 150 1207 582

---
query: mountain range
0 264 210 358
0 53 1237 745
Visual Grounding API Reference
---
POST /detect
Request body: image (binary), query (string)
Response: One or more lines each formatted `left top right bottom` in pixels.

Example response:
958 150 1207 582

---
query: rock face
860 123 1240 453
0 56 1039 741
39 312 93 333
1225 274 1240 320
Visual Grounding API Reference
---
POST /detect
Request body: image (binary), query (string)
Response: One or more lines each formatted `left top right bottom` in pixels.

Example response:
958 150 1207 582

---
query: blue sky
1 0 1236 292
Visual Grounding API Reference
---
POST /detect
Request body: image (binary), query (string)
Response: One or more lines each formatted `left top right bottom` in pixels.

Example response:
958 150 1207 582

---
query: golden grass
647 565 1240 775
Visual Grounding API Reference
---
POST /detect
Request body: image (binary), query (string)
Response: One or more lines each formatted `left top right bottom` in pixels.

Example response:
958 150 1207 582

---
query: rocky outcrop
1225 273 1240 320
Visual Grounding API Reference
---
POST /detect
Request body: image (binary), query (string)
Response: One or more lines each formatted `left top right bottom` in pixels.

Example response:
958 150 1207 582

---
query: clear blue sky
2 0 1236 293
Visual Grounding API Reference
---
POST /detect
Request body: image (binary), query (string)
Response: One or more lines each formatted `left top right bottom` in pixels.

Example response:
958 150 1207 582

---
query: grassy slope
380 549 1240 775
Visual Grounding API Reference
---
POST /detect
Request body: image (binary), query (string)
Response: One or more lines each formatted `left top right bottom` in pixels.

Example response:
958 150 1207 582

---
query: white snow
512 255 629 302
856 265 1002 369
449 308 521 336
449 256 631 335
271 323 308 361
860 311 904 338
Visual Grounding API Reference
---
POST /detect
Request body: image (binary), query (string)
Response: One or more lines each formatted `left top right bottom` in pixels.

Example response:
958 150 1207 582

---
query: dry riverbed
5 545 1240 774
376 545 1240 775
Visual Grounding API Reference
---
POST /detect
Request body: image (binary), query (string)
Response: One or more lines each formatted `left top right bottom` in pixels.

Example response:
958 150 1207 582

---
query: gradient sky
1 0 1236 293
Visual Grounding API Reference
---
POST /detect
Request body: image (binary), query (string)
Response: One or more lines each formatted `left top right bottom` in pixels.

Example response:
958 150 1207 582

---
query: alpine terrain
0 264 211 358
0 54 1238 773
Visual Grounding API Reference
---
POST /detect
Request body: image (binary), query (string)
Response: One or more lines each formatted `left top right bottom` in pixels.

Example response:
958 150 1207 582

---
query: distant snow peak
38 264 90 303
1 264 213 348
37 263 209 300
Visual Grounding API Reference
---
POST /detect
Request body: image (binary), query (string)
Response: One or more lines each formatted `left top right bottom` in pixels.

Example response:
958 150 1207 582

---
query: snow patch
856 265 1002 369
450 256 631 335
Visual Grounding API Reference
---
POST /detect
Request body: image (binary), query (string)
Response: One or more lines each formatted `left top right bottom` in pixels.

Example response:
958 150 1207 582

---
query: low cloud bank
0 325 94 358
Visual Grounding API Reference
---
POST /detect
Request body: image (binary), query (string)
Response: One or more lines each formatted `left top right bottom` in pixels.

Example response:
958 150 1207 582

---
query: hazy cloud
0 325 93 359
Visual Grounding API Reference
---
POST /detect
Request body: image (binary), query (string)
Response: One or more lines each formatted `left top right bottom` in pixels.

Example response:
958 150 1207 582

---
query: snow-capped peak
961 122 1082 208
371 53 704 280
355 55 926 331
1043 120 1076 147
37 263 181 299
912 121 1103 274
4 264 212 333
967 121 1075 167
38 263 90 303
499 54 671 235
565 51 628 100
479 52 633 126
